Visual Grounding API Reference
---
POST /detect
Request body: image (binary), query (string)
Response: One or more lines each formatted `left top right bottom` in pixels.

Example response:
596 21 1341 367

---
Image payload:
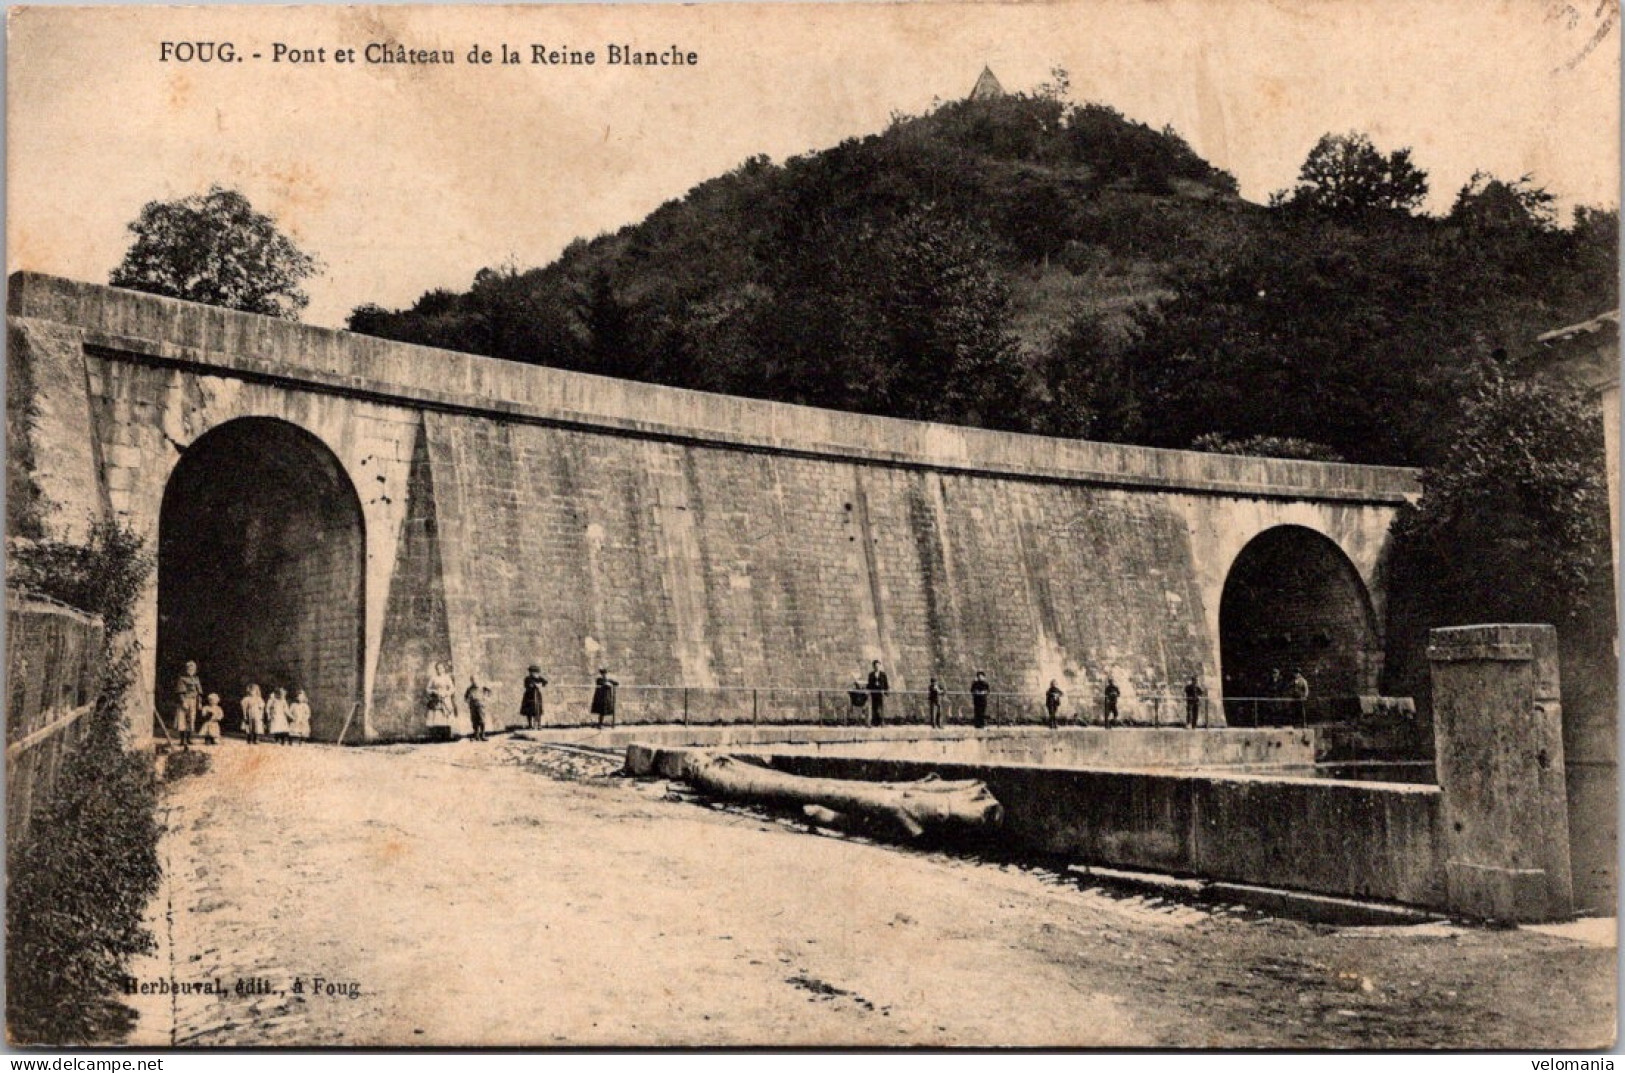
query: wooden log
676 753 1003 839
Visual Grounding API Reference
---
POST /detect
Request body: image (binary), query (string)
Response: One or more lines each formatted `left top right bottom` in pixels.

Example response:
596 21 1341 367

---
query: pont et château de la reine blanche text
158 41 701 67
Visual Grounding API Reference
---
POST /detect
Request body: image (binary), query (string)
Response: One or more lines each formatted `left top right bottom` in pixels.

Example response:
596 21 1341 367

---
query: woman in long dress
520 665 548 729
240 684 265 745
425 660 457 741
266 687 292 745
590 668 618 729
288 689 313 744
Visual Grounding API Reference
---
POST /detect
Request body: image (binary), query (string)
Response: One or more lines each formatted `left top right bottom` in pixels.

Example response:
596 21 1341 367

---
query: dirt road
121 737 1615 1048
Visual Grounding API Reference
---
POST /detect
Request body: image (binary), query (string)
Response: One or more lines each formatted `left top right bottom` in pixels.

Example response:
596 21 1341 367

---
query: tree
1118 220 1478 464
1034 310 1141 440
1384 373 1614 709
1449 172 1557 234
577 269 637 372
853 209 1031 429
1276 132 1429 218
109 186 320 319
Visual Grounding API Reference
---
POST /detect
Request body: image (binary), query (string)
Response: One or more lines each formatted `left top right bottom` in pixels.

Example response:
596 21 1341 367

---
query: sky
7 1 1620 327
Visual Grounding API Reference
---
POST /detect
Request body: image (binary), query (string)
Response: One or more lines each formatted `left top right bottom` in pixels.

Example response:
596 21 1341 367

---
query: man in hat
591 668 619 729
865 660 890 727
1185 674 1206 729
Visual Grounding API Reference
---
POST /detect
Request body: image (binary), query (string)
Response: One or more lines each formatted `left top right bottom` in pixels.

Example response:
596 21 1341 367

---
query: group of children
171 660 313 747
238 683 313 745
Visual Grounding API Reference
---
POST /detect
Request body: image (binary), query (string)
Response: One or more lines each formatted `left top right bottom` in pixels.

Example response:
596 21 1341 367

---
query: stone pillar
1428 624 1573 922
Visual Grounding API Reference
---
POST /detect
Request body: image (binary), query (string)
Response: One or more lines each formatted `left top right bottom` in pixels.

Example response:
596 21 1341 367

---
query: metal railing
511 684 1314 729
1219 695 1350 728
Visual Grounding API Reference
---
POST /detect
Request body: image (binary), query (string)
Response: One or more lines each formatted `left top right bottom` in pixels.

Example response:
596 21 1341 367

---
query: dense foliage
347 84 1260 430
7 657 161 1043
7 522 164 1043
1188 434 1345 463
8 521 155 633
110 185 320 320
1384 375 1615 705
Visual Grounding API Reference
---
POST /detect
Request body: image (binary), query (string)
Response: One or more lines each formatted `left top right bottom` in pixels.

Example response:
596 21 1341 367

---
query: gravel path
119 737 1616 1048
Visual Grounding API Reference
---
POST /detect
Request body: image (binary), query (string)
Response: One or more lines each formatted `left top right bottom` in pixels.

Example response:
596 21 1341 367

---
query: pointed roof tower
969 66 1006 101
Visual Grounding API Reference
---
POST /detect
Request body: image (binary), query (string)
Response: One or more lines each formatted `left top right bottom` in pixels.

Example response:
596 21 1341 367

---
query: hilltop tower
969 66 1005 100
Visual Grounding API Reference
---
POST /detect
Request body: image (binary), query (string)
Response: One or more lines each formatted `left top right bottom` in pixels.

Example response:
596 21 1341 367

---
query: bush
1190 433 1346 462
163 748 211 782
8 522 152 633
6 650 162 1044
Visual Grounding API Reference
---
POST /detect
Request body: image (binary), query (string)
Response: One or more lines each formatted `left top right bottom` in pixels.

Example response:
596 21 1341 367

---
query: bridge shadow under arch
157 418 364 742
1219 524 1379 721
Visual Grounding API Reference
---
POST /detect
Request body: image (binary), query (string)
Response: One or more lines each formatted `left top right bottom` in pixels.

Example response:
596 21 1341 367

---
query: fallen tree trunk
675 752 1003 839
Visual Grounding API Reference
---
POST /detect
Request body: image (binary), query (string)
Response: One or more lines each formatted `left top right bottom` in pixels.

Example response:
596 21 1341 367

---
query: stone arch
1218 524 1380 718
156 417 365 741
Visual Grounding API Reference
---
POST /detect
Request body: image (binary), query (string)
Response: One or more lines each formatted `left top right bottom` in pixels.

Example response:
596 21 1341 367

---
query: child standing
241 684 265 744
267 687 292 745
199 693 225 745
288 690 313 744
464 678 489 742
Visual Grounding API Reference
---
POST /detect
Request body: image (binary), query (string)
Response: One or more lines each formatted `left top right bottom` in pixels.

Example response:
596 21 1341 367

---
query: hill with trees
346 77 1616 470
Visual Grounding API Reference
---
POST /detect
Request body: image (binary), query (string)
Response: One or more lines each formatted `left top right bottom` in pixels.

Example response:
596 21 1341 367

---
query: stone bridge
7 273 1419 741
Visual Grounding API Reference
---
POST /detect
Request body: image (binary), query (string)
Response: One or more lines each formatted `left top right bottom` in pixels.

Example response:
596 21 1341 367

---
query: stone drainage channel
523 733 1448 929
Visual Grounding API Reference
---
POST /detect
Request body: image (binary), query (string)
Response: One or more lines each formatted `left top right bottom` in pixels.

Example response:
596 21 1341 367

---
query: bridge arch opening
1219 524 1379 721
157 418 364 742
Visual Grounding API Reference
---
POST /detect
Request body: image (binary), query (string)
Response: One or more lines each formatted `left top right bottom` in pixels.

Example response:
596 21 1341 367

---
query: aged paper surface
4 0 1619 1051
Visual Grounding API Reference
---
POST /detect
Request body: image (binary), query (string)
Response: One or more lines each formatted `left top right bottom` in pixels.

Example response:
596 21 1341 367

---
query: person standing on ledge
1045 680 1064 729
927 676 944 729
970 671 991 729
866 660 890 727
1103 676 1120 727
591 668 619 729
521 664 548 730
1290 668 1311 725
847 680 868 724
1185 674 1206 729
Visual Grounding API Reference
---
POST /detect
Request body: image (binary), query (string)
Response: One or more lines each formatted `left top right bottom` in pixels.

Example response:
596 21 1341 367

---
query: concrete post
1428 624 1573 922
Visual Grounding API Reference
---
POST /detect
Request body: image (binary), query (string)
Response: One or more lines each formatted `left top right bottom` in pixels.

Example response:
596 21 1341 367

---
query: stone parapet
9 272 1419 504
